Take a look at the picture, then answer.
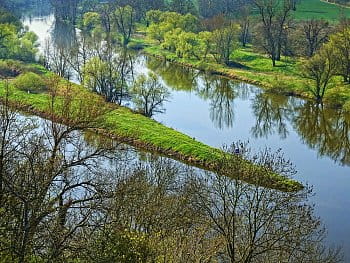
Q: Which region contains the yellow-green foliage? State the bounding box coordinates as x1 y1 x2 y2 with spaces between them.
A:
343 100 350 113
13 72 46 93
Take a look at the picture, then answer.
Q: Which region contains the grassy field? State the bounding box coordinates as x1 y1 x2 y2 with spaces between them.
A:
294 0 350 21
0 62 303 192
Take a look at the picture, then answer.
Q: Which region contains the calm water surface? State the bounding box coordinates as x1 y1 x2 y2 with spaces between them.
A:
23 14 350 258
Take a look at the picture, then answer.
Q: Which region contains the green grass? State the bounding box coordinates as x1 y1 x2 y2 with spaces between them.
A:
0 64 303 192
140 36 350 108
294 0 350 21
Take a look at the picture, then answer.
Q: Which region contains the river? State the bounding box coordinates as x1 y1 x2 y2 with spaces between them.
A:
23 13 350 259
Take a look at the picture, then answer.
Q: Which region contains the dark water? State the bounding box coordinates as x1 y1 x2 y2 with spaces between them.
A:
23 15 350 258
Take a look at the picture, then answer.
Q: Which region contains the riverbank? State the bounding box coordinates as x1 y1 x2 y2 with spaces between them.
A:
133 36 350 112
0 63 303 192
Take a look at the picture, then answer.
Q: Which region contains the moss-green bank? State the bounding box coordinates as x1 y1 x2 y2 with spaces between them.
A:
0 64 303 192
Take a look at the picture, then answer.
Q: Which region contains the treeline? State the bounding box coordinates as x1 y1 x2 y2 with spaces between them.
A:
135 0 350 103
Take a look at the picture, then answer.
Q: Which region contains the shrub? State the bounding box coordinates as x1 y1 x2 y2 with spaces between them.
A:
0 60 24 78
13 72 46 93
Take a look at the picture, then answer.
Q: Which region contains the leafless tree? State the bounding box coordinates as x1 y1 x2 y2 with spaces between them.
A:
253 0 294 66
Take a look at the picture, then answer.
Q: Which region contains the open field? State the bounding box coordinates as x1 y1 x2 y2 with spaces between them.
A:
294 0 350 21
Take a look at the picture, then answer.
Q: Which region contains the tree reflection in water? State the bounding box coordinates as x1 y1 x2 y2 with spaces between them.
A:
145 56 200 92
0 101 342 262
251 92 292 139
293 102 350 166
251 92 350 166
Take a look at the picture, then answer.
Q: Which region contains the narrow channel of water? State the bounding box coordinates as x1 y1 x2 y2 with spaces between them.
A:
23 14 350 258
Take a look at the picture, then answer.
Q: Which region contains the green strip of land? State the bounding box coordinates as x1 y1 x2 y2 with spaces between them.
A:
135 37 350 112
0 63 303 192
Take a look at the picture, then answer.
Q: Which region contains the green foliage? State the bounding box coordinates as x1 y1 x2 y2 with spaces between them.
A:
145 9 163 25
0 9 38 62
0 59 24 77
344 100 350 112
82 11 101 32
146 10 198 43
83 57 118 90
146 10 240 65
175 31 202 59
87 229 156 263
328 27 350 82
13 72 46 93
302 43 338 101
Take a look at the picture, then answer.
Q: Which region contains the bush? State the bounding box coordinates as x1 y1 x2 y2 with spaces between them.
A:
0 60 24 78
13 72 46 93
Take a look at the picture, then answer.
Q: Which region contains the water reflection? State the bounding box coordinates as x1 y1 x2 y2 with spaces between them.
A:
0 105 342 262
145 57 200 91
251 92 292 139
51 18 76 50
145 54 350 165
206 78 236 129
51 0 79 23
294 103 350 166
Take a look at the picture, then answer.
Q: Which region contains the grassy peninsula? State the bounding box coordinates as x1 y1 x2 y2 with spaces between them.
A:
0 61 302 192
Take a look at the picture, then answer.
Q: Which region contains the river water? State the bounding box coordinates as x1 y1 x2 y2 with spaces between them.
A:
23 14 350 258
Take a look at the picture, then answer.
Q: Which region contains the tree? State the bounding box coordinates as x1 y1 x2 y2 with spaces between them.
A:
299 19 331 57
302 44 337 102
113 5 135 46
83 56 122 103
131 73 170 117
146 11 198 43
192 144 343 263
210 23 240 65
0 78 114 261
253 0 294 66
329 28 350 83
238 6 252 47
175 31 202 59
168 0 197 15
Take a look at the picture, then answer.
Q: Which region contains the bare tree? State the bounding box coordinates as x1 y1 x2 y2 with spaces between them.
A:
192 144 343 263
0 78 116 262
131 72 170 117
253 0 294 66
300 19 331 57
